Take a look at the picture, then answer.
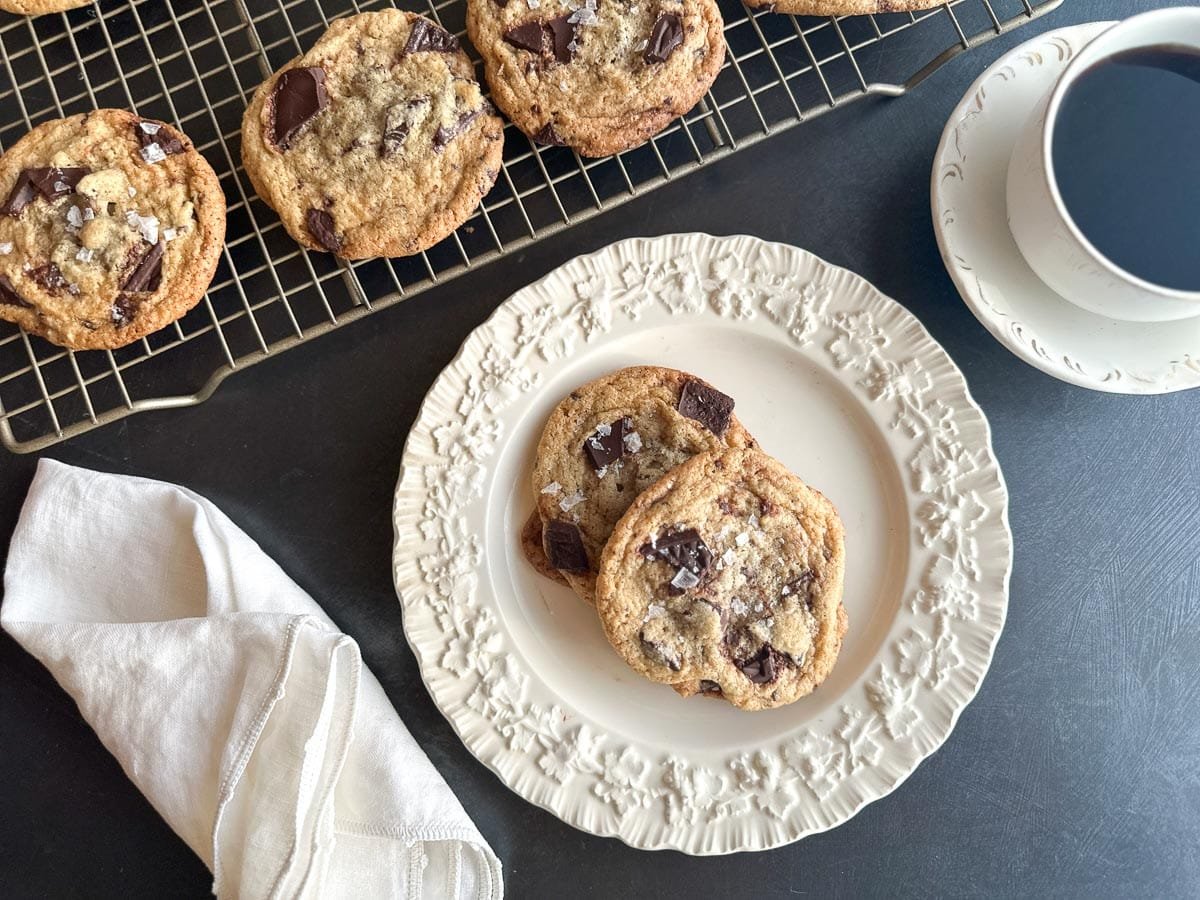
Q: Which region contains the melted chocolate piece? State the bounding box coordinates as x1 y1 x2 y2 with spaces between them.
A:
381 98 432 158
111 294 140 328
640 635 681 671
133 120 184 156
533 121 566 147
737 643 786 684
404 18 460 54
785 570 816 608
120 240 165 293
699 679 722 695
644 12 683 64
30 263 66 293
544 519 589 572
677 379 734 437
0 172 37 217
306 208 342 254
0 274 31 308
546 15 577 64
504 21 546 54
269 67 329 150
640 528 712 576
28 167 88 201
503 17 577 64
2 167 89 216
433 108 483 151
582 416 632 472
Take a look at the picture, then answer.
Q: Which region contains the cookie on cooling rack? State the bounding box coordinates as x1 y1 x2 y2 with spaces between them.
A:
528 366 757 606
0 109 226 350
595 448 846 712
241 10 504 260
742 0 943 14
0 0 89 15
466 0 725 157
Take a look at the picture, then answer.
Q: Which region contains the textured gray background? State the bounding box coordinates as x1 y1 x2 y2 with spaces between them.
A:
2 0 1198 897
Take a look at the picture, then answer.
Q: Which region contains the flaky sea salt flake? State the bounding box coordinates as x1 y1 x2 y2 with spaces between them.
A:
559 490 586 512
670 567 700 590
541 481 562 495
140 142 167 164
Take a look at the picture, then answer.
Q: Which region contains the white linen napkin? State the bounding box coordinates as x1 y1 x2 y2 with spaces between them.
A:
1 459 502 900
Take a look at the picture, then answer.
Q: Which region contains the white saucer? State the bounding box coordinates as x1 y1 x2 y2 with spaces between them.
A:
932 22 1200 395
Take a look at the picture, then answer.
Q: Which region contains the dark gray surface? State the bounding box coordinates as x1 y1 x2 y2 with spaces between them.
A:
2 1 1198 897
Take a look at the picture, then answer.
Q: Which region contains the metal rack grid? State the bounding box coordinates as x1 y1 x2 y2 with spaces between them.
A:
0 0 1062 453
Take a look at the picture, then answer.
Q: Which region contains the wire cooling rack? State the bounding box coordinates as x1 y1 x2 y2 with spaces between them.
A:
0 0 1062 453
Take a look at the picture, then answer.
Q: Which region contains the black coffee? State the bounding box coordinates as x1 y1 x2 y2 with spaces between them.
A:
1052 45 1200 292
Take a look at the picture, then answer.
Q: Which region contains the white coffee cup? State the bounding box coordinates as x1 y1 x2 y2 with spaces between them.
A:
1006 7 1200 323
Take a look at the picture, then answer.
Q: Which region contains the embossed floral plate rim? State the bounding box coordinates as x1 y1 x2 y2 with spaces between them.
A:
393 233 1011 854
932 21 1200 395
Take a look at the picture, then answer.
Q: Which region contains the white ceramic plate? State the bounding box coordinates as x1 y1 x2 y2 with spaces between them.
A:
932 22 1200 395
393 234 1010 854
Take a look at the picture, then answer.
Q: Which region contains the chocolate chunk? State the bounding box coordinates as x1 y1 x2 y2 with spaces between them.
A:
582 416 632 473
2 167 88 216
133 121 184 156
784 570 816 608
0 274 30 308
404 18 460 54
546 15 577 64
644 12 684 64
28 167 88 201
120 240 165 293
30 263 66 293
699 679 722 695
533 121 566 147
504 21 546 54
111 294 140 328
1 172 37 217
504 17 576 64
305 208 342 254
640 528 712 576
677 379 734 437
433 107 484 151
269 67 328 150
737 643 786 684
544 519 589 572
640 635 681 671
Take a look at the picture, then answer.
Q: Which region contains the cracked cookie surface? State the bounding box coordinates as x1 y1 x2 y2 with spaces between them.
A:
467 0 725 156
529 366 756 606
596 448 846 711
0 109 225 350
241 10 504 260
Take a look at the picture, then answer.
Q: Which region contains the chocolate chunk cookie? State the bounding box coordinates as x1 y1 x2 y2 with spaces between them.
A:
528 366 757 605
0 0 88 14
596 448 846 711
743 0 942 14
0 110 226 350
241 10 504 259
466 0 725 156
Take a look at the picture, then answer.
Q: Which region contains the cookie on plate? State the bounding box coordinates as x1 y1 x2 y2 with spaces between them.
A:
743 0 942 14
241 10 504 260
0 110 226 350
530 366 757 605
466 0 726 156
0 0 88 15
596 448 846 711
